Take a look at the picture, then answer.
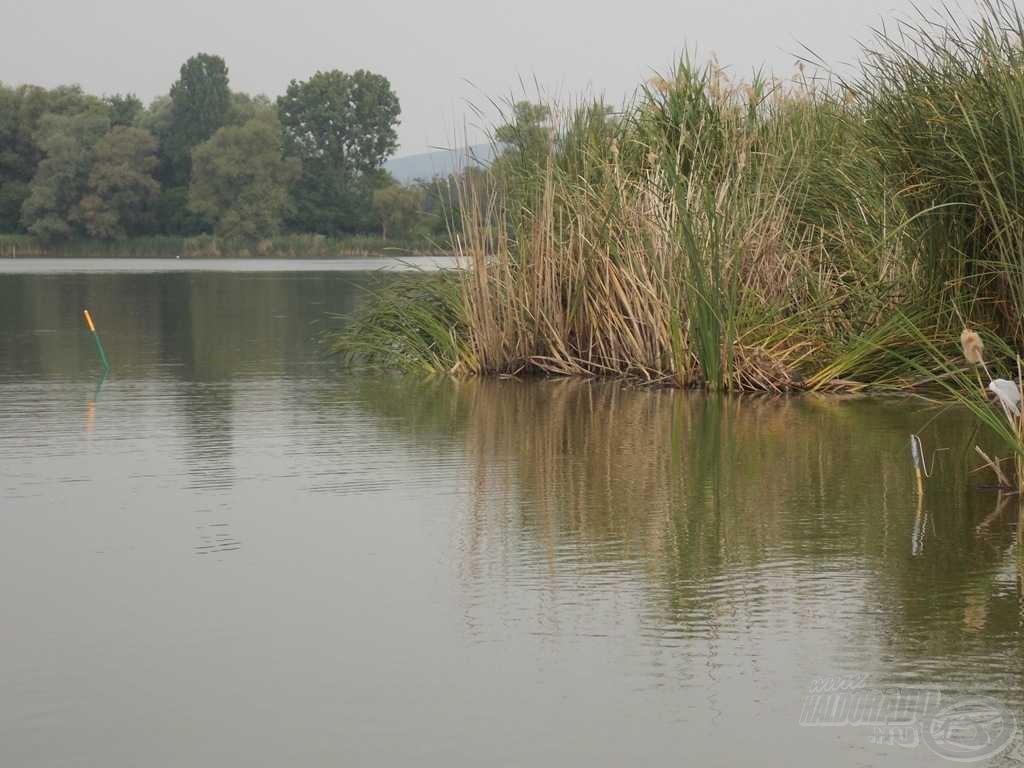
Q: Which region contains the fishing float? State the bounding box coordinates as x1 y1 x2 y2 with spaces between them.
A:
83 309 111 373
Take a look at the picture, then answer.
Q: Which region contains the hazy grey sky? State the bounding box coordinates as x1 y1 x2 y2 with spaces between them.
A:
3 0 957 155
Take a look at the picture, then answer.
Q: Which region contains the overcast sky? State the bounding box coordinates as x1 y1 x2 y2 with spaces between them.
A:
3 0 968 156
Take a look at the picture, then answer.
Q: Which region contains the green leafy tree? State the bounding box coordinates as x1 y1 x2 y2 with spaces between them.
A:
277 69 400 234
77 126 160 239
493 101 552 149
138 95 206 234
0 84 28 231
163 53 231 186
20 109 110 241
373 183 424 240
188 112 299 240
155 186 209 235
418 170 480 240
105 93 143 127
0 180 28 232
225 92 275 127
0 84 102 232
490 101 553 186
138 95 173 138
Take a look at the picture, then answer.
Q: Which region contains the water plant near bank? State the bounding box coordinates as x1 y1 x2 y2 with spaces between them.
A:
897 323 1024 491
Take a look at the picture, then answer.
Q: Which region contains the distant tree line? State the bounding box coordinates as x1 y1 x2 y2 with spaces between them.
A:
0 54 453 244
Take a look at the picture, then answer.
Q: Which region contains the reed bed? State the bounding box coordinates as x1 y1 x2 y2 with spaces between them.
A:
326 1 1024 394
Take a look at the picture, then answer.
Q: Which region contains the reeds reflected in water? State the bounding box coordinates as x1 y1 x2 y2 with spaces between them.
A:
351 376 1024 690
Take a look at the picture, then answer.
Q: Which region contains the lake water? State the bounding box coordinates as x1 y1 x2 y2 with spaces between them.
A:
1 264 1022 766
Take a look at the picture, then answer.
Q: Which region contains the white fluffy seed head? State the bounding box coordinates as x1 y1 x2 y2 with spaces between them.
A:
961 328 985 366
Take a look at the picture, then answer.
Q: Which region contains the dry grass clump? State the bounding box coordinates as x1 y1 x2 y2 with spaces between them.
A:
447 62 867 391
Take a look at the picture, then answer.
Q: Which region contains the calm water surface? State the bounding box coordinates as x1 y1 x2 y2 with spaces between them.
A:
1 264 1022 766
0 255 459 274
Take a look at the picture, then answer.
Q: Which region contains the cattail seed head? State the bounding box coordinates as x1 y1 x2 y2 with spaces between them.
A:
961 328 985 365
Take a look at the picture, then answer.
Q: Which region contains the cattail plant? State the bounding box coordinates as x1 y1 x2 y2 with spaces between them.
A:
955 327 1024 489
906 325 1024 491
961 329 986 368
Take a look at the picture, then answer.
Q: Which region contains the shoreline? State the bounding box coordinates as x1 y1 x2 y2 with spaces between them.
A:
0 255 460 274
0 234 451 260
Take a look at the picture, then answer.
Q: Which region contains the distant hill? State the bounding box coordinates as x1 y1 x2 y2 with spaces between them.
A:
384 144 495 183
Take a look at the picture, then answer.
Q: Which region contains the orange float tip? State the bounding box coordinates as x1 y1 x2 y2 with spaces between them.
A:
83 309 96 333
